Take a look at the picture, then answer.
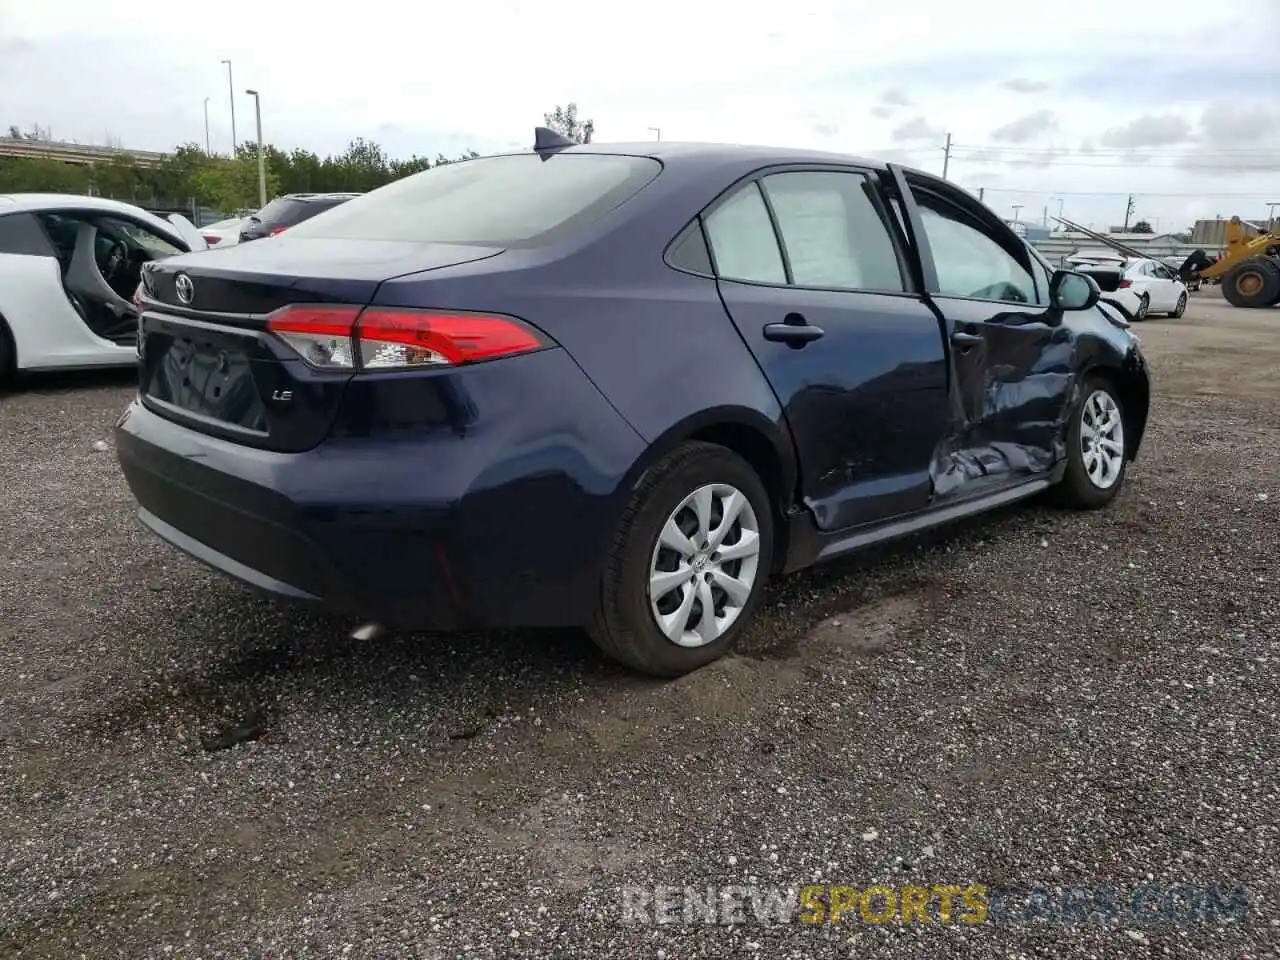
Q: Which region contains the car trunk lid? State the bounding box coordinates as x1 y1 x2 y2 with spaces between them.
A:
1069 261 1125 293
136 238 504 452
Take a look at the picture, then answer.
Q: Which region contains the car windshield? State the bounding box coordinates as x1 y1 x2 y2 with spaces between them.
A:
103 218 182 257
284 152 662 247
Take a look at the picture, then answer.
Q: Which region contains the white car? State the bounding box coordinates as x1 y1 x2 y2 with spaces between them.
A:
0 194 208 380
199 216 247 248
1064 251 1189 321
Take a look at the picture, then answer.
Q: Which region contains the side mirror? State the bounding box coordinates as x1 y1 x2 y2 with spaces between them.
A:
1050 269 1100 311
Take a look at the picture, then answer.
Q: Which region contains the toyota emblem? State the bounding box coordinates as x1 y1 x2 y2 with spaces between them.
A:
174 273 194 305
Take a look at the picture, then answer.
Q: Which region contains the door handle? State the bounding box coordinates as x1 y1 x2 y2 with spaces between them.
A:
763 312 825 349
950 331 983 349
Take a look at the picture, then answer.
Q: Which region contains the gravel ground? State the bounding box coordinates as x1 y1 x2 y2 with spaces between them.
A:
1 292 1277 959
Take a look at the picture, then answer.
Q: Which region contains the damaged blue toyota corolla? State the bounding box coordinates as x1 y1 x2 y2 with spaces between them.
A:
115 129 1150 677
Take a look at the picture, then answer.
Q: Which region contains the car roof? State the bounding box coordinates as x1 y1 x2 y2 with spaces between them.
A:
0 192 177 218
539 140 892 171
0 193 196 244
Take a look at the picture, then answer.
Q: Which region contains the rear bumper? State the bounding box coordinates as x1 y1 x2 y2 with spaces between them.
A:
114 349 647 629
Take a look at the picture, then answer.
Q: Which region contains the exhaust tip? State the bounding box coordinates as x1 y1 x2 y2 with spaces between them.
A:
351 622 385 641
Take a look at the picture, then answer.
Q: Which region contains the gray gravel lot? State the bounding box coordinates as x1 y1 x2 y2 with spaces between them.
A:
1 292 1277 959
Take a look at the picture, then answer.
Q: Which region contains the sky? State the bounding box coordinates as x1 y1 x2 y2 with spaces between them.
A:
1 0 1278 231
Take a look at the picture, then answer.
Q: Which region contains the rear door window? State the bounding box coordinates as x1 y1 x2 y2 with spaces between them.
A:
703 183 787 284
759 171 905 292
285 154 661 247
253 198 309 227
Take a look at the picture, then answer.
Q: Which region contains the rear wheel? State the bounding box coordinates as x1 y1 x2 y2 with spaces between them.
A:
1168 292 1188 318
1054 375 1128 509
1221 257 1280 308
589 441 774 677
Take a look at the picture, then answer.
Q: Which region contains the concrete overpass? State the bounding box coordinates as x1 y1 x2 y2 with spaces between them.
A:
0 137 169 169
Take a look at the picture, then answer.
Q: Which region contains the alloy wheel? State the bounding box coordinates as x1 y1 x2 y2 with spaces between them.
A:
1135 295 1149 320
648 483 762 648
1080 390 1126 490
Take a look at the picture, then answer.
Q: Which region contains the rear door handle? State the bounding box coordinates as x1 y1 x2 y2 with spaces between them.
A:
763 312 825 349
951 331 983 349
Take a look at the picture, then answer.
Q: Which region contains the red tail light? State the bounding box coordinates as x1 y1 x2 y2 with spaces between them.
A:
1117 278 1132 288
268 225 288 237
266 305 549 371
202 234 221 245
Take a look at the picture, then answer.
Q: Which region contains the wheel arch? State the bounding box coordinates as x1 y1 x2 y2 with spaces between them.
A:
618 406 800 572
1085 348 1150 462
0 309 16 377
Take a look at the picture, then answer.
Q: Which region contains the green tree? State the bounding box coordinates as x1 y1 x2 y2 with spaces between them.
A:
0 156 91 193
1130 220 1154 234
0 133 481 210
91 156 142 200
390 155 433 178
432 149 479 167
543 103 593 143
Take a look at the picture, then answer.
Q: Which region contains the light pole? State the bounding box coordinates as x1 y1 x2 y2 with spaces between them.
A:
1049 196 1064 222
245 88 267 208
203 97 211 154
1268 201 1279 230
220 59 237 152
648 127 661 141
1011 203 1023 223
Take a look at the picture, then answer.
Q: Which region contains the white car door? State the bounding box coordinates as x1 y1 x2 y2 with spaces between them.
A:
166 214 209 253
0 231 135 370
1150 262 1183 310
1125 261 1159 308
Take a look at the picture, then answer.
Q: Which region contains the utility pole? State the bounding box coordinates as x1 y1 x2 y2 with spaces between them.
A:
203 97 211 153
978 187 985 202
1122 193 1135 231
246 88 267 208
221 59 237 152
941 132 952 180
1042 205 1048 227
648 127 661 142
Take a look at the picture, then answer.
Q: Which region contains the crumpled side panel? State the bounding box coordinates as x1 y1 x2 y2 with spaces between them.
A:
930 367 1078 500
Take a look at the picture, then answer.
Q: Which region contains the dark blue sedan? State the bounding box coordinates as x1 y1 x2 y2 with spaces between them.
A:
115 130 1150 676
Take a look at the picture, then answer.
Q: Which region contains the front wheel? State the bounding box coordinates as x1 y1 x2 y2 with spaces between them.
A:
1053 376 1128 509
589 441 774 677
1132 294 1150 321
1169 292 1187 318
0 315 14 387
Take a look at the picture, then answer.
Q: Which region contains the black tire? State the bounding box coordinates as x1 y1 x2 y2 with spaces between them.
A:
589 441 774 677
1168 292 1188 318
1221 257 1280 308
1053 374 1128 509
1132 293 1150 321
0 314 15 387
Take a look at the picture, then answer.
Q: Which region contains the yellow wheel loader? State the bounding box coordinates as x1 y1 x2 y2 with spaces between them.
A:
1177 217 1280 309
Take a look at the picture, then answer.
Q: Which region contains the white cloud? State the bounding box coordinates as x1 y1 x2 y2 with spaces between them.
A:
0 0 1277 227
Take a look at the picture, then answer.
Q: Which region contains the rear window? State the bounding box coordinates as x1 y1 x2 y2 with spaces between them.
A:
253 198 310 226
285 153 662 247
